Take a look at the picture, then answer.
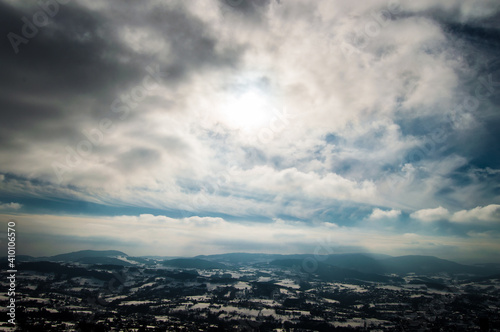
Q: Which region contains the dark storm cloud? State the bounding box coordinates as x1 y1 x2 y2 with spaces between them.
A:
0 0 244 145
0 0 245 189
0 1 146 146
220 0 275 20
148 3 243 75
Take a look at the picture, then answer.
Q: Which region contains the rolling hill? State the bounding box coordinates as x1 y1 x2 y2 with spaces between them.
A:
162 258 228 270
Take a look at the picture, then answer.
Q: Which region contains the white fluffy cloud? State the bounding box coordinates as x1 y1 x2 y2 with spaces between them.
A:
410 206 450 222
368 208 402 220
410 205 500 224
451 204 500 224
0 0 496 217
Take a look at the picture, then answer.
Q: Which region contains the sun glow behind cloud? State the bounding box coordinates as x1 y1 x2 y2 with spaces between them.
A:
221 89 273 132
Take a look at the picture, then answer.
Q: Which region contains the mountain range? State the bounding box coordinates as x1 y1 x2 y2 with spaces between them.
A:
8 250 500 280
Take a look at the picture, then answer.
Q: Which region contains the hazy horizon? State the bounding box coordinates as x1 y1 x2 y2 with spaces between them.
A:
10 243 500 265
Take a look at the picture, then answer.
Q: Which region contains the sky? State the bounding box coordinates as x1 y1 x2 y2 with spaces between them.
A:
0 0 500 263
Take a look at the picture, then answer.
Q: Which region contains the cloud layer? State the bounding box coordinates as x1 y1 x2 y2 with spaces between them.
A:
0 0 499 260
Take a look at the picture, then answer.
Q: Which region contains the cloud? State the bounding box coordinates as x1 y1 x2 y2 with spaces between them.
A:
368 208 402 220
451 204 500 223
0 202 22 210
410 206 450 222
0 0 499 262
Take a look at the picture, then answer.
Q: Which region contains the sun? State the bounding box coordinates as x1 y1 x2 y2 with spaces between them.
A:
221 89 273 131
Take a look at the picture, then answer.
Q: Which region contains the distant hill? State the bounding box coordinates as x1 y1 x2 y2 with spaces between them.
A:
50 250 128 262
16 255 40 262
195 253 284 265
127 256 156 265
271 259 400 283
163 258 228 270
322 253 387 274
473 263 500 273
9 250 497 276
271 254 494 276
194 252 393 269
12 261 114 281
378 255 491 275
1 250 130 265
408 279 449 290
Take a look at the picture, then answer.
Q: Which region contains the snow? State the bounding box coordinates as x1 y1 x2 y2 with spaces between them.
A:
330 283 368 293
333 318 390 328
187 295 210 301
234 281 251 290
105 295 128 301
323 298 340 304
257 276 272 282
275 279 300 289
24 297 49 303
191 302 211 310
119 300 156 306
139 282 155 288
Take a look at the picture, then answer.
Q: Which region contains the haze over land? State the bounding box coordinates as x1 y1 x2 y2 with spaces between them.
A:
0 0 500 263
